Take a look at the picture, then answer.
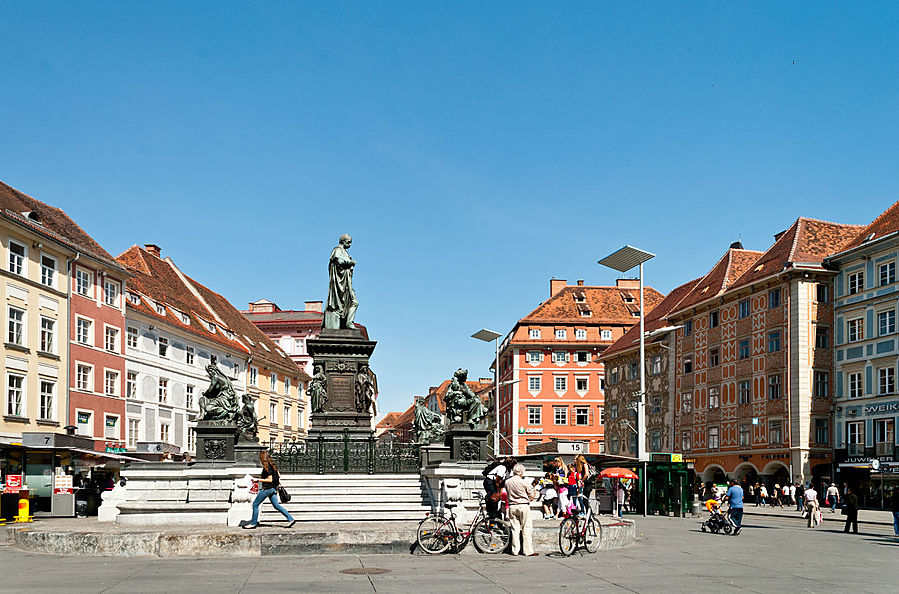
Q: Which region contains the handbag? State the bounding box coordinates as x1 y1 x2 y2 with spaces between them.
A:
277 485 291 503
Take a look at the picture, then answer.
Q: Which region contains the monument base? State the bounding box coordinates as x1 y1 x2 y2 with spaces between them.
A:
194 422 237 464
308 412 373 438
445 424 490 462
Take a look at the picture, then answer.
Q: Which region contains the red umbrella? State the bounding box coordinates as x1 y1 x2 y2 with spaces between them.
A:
599 467 639 480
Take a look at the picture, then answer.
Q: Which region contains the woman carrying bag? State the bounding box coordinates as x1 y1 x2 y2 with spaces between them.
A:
243 450 296 529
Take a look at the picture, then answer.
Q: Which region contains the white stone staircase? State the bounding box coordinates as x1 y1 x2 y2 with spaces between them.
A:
259 474 431 523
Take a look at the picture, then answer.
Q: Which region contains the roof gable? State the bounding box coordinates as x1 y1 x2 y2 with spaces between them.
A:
834 201 899 253
675 248 763 312
521 285 665 325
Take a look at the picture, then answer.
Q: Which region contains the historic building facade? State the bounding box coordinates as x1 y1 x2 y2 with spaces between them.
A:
600 278 701 458
670 220 862 486
826 201 899 505
496 278 664 456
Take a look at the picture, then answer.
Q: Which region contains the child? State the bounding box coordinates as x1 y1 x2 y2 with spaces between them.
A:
567 464 581 516
535 473 558 519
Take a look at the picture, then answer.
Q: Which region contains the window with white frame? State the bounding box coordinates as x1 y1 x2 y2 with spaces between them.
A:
529 328 541 339
126 371 137 398
709 347 720 366
40 317 55 353
552 351 569 364
554 406 568 425
105 415 119 440
285 377 291 396
104 280 119 306
527 351 541 363
739 424 750 446
104 370 119 396
294 338 305 354
848 372 863 399
708 387 720 409
575 329 587 340
40 254 56 287
75 268 91 296
878 310 896 336
600 329 612 340
186 385 195 409
555 329 567 340
250 366 258 386
76 410 92 436
879 367 895 395
528 376 541 391
708 426 719 449
554 376 567 391
155 302 166 315
187 427 196 452
597 405 604 425
575 376 588 391
283 404 291 428
575 351 589 363
128 418 140 449
683 356 693 374
181 347 193 367
7 374 24 416
76 317 91 345
105 326 119 352
39 380 54 420
848 271 864 295
768 331 781 352
158 336 168 357
8 241 25 275
739 300 750 318
738 380 751 404
846 421 864 454
158 378 168 404
768 374 782 399
269 402 277 425
769 420 783 444
682 431 692 451
609 404 618 420
682 393 693 412
270 373 277 392
880 262 896 286
575 406 589 426
814 371 829 398
76 364 92 391
847 318 863 342
651 354 662 374
160 423 170 443
127 326 138 348
8 306 25 345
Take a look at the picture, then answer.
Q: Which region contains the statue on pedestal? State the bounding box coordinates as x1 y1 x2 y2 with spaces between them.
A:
324 233 359 330
236 394 259 440
413 399 445 444
355 364 377 416
443 368 490 429
199 355 240 424
307 365 328 413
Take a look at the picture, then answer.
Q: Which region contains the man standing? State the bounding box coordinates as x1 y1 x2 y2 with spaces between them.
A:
325 234 359 330
890 487 899 537
804 484 819 528
724 479 744 536
843 487 859 534
826 483 841 513
795 482 805 512
504 463 538 556
789 483 796 508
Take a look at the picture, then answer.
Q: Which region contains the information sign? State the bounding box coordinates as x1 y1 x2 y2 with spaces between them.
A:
53 474 73 495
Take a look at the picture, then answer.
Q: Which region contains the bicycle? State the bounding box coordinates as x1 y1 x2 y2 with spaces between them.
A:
558 494 602 555
417 491 512 554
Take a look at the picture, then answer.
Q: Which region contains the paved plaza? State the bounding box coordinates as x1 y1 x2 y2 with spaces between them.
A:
1 512 895 593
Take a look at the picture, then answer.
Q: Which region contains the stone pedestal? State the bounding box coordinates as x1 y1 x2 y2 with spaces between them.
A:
194 422 237 464
235 438 266 466
420 443 451 467
307 328 377 438
444 424 490 463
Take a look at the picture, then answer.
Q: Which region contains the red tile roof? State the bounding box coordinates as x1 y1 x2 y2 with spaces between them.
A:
673 248 764 312
0 180 123 270
600 277 703 360
836 200 899 253
117 246 309 380
521 284 665 326
375 412 403 429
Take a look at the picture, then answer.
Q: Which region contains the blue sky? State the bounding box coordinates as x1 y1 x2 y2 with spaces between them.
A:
2 2 898 414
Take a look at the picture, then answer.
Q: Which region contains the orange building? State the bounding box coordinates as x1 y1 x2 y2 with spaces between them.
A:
670 220 861 486
497 278 664 456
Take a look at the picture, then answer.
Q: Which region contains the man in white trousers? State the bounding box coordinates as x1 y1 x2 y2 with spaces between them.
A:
504 463 538 556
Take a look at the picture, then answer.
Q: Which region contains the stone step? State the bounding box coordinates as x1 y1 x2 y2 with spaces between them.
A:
277 485 425 494
259 510 429 522
279 493 428 503
264 502 430 512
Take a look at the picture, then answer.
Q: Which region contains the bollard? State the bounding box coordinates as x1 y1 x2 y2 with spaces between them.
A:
16 496 32 523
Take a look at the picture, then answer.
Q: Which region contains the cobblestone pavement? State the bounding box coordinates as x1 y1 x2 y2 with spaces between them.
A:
0 513 895 593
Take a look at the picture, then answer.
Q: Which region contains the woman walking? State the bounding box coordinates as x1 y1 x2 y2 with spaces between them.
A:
243 450 295 529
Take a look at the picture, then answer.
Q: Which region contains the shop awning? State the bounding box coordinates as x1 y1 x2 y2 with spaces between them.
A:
67 448 147 463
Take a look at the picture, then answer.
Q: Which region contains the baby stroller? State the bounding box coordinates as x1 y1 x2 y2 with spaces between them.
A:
700 500 736 534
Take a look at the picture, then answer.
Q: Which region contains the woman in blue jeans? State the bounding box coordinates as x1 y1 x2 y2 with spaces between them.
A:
243 450 295 529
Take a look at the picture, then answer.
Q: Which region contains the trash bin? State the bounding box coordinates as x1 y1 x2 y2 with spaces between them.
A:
75 499 88 518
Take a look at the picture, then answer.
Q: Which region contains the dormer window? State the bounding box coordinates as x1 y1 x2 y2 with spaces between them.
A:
127 292 141 305
555 329 567 340
181 314 190 324
155 303 166 316
261 343 271 352
529 329 541 339
622 294 635 303
573 291 586 303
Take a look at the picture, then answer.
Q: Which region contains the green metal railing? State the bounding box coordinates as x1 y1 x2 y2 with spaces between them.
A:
271 430 420 474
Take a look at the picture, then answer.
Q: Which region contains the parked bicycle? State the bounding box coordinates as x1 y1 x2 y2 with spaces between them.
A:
417 491 512 554
558 494 602 555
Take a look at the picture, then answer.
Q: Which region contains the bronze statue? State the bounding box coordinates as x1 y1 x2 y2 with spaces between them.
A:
443 368 489 429
236 394 259 440
355 364 377 415
199 355 240 423
413 398 445 444
307 365 328 413
324 233 358 330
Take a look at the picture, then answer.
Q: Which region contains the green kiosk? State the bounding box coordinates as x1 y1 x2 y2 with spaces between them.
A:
615 453 694 516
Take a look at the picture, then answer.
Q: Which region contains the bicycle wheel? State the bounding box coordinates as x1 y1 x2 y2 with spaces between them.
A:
472 518 511 554
417 516 453 554
559 517 578 556
584 517 602 553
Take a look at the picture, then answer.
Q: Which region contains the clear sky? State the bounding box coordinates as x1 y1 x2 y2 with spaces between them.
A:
2 2 898 415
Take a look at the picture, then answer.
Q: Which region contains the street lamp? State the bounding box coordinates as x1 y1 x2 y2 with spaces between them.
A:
472 328 503 456
599 245 655 517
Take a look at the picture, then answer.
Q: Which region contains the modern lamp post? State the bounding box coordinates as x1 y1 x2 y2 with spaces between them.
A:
599 245 655 517
472 328 503 456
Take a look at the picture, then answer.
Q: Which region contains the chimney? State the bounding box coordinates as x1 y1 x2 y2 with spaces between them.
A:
144 244 161 258
616 278 640 290
550 278 568 297
730 241 744 250
773 230 788 242
248 300 278 314
305 301 323 313
576 279 584 286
